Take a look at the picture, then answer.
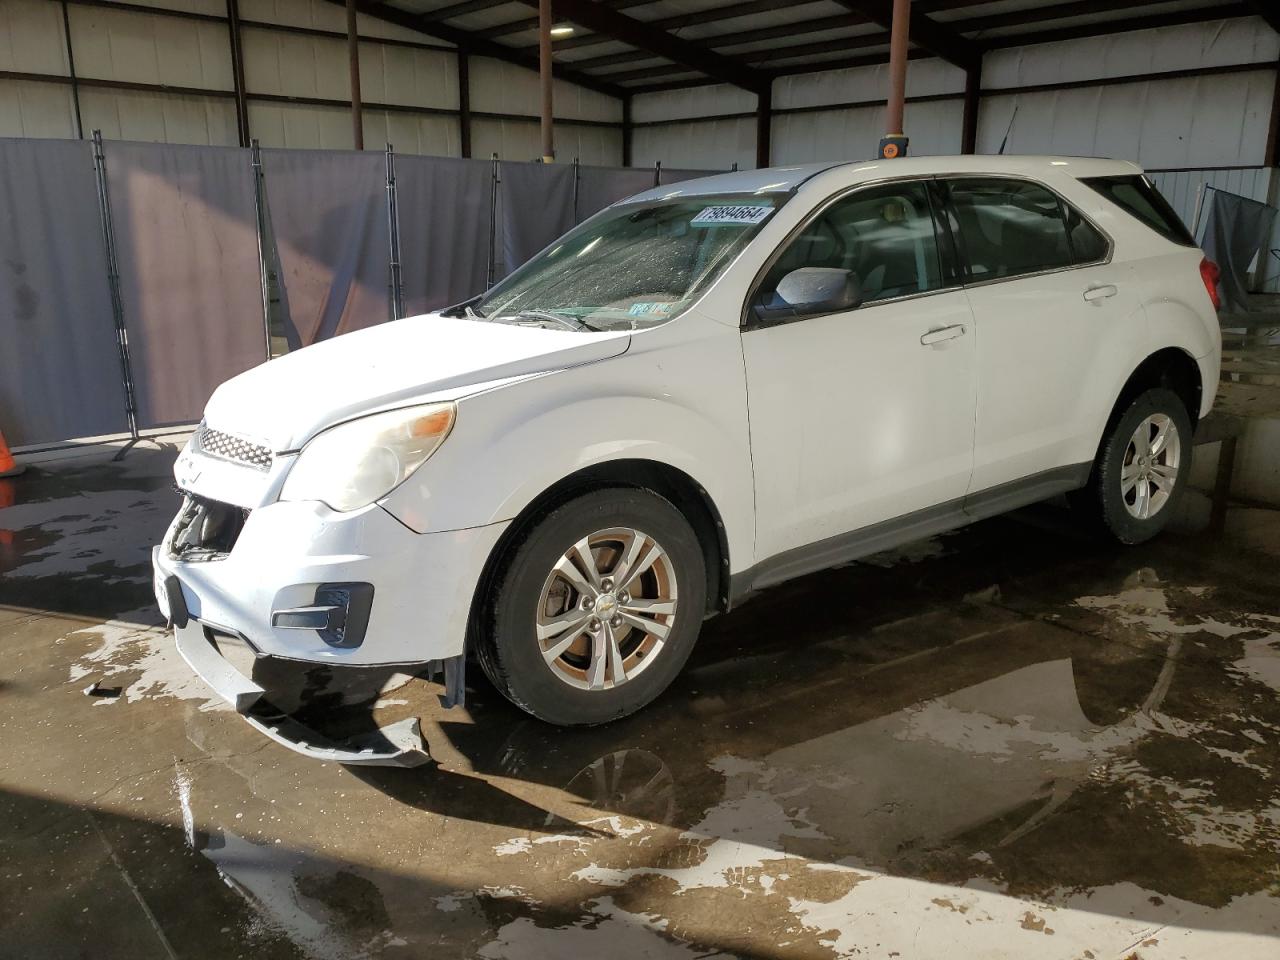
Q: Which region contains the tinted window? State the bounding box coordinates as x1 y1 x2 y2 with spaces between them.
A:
759 181 944 309
1065 204 1109 264
946 178 1075 280
1082 174 1197 247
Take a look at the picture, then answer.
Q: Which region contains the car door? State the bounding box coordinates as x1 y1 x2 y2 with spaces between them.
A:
741 179 978 567
938 176 1145 496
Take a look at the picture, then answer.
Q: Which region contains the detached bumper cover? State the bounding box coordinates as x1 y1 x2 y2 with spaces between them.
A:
171 615 430 768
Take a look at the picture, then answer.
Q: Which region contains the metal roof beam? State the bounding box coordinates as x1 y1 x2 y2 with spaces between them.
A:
1246 0 1280 32
953 0 1204 33
318 0 627 98
831 0 981 69
512 0 768 91
477 0 654 38
981 2 1252 48
418 0 513 21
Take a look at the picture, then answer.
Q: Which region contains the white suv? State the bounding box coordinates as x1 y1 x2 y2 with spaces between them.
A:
153 155 1221 762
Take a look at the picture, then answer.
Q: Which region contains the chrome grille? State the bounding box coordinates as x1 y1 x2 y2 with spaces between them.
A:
195 424 272 471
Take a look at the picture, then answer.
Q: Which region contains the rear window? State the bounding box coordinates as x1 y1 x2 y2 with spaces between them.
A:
1082 175 1197 247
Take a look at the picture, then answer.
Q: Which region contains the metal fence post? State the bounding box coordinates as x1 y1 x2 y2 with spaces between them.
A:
486 153 500 288
90 130 140 458
250 139 273 360
385 143 404 320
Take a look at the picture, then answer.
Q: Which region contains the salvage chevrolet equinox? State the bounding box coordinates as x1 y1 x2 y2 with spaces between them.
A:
154 156 1222 764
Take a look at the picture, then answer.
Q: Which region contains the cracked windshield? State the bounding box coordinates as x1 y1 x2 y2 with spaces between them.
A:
467 194 785 331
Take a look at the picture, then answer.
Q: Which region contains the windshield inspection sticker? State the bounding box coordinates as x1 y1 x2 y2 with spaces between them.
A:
628 301 674 316
691 205 772 226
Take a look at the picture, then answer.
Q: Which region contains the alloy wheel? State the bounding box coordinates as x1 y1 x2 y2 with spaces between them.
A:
535 526 678 691
1121 413 1181 520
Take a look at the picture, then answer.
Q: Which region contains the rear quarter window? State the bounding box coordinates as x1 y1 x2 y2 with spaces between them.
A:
1081 175 1197 247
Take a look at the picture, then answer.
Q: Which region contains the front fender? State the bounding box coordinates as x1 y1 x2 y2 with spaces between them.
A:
378 326 755 574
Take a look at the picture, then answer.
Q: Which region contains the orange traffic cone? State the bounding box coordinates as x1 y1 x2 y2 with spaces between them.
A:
0 427 24 478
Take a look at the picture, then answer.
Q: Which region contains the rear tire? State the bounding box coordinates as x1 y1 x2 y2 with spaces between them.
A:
1074 387 1192 545
477 488 707 726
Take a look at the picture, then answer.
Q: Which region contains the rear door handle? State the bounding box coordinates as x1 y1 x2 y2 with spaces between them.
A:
1083 284 1118 303
920 324 966 346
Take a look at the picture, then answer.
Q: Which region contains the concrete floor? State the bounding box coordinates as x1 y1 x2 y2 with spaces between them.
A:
2 415 1279 959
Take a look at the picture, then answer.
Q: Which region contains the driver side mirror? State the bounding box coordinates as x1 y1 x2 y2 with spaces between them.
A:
755 267 862 325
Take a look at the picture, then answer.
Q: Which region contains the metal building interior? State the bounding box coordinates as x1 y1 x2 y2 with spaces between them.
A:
2 0 1280 958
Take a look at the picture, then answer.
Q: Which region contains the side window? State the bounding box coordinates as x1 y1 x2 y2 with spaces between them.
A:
946 178 1077 280
1064 204 1109 264
758 181 944 311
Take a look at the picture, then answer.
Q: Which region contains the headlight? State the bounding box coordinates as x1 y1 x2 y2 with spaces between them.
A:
280 403 455 512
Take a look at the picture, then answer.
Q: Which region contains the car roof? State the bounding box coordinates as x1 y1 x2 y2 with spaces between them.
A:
625 163 844 204
623 155 1143 204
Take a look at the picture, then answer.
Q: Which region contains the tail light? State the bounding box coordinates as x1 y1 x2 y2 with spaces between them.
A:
1199 257 1221 311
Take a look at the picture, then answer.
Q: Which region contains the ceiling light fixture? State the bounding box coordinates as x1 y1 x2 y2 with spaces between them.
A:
549 23 574 38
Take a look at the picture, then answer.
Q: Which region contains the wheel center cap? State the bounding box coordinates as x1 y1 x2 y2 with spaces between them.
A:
595 593 618 619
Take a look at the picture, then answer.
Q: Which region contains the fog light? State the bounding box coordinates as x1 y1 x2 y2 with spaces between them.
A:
272 582 374 648
315 583 374 648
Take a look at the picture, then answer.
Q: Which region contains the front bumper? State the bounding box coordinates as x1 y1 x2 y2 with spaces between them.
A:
171 617 431 767
154 498 507 665
153 496 508 764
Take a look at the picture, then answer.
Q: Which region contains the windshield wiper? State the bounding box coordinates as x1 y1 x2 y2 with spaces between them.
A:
510 309 605 333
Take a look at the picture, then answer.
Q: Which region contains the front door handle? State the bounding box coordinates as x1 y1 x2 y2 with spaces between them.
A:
920 324 966 346
1083 284 1118 303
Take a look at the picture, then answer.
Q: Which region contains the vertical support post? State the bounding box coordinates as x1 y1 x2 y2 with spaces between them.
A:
881 0 911 158
90 130 139 446
486 153 499 288
385 143 404 320
1191 183 1211 244
961 60 981 155
654 160 661 187
250 139 273 361
1266 63 1280 168
225 0 250 147
346 0 363 151
60 0 83 139
538 0 554 163
621 94 632 167
572 156 580 222
755 81 772 169
457 50 472 159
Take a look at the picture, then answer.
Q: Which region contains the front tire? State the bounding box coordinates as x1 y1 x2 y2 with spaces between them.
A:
1076 387 1192 544
477 488 707 726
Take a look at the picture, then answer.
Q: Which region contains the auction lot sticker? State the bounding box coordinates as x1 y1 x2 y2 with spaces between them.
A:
691 205 772 226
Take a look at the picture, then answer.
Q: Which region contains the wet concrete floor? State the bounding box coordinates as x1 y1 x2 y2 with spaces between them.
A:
1 431 1279 959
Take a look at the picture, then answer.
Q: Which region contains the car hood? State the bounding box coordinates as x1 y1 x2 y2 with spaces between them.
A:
202 314 631 451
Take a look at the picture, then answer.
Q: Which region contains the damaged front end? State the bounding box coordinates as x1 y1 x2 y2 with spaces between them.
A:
169 494 249 562
159 574 435 767
154 491 461 769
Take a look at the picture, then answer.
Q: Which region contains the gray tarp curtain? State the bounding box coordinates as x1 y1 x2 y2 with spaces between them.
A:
0 134 726 447
261 149 391 346
105 141 266 428
497 161 577 280
0 139 127 446
396 155 493 316
575 165 658 223
1200 187 1278 314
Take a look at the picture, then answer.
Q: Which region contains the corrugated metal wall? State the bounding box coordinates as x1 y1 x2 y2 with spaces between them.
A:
0 0 623 162
631 16 1279 172
3 5 1278 180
